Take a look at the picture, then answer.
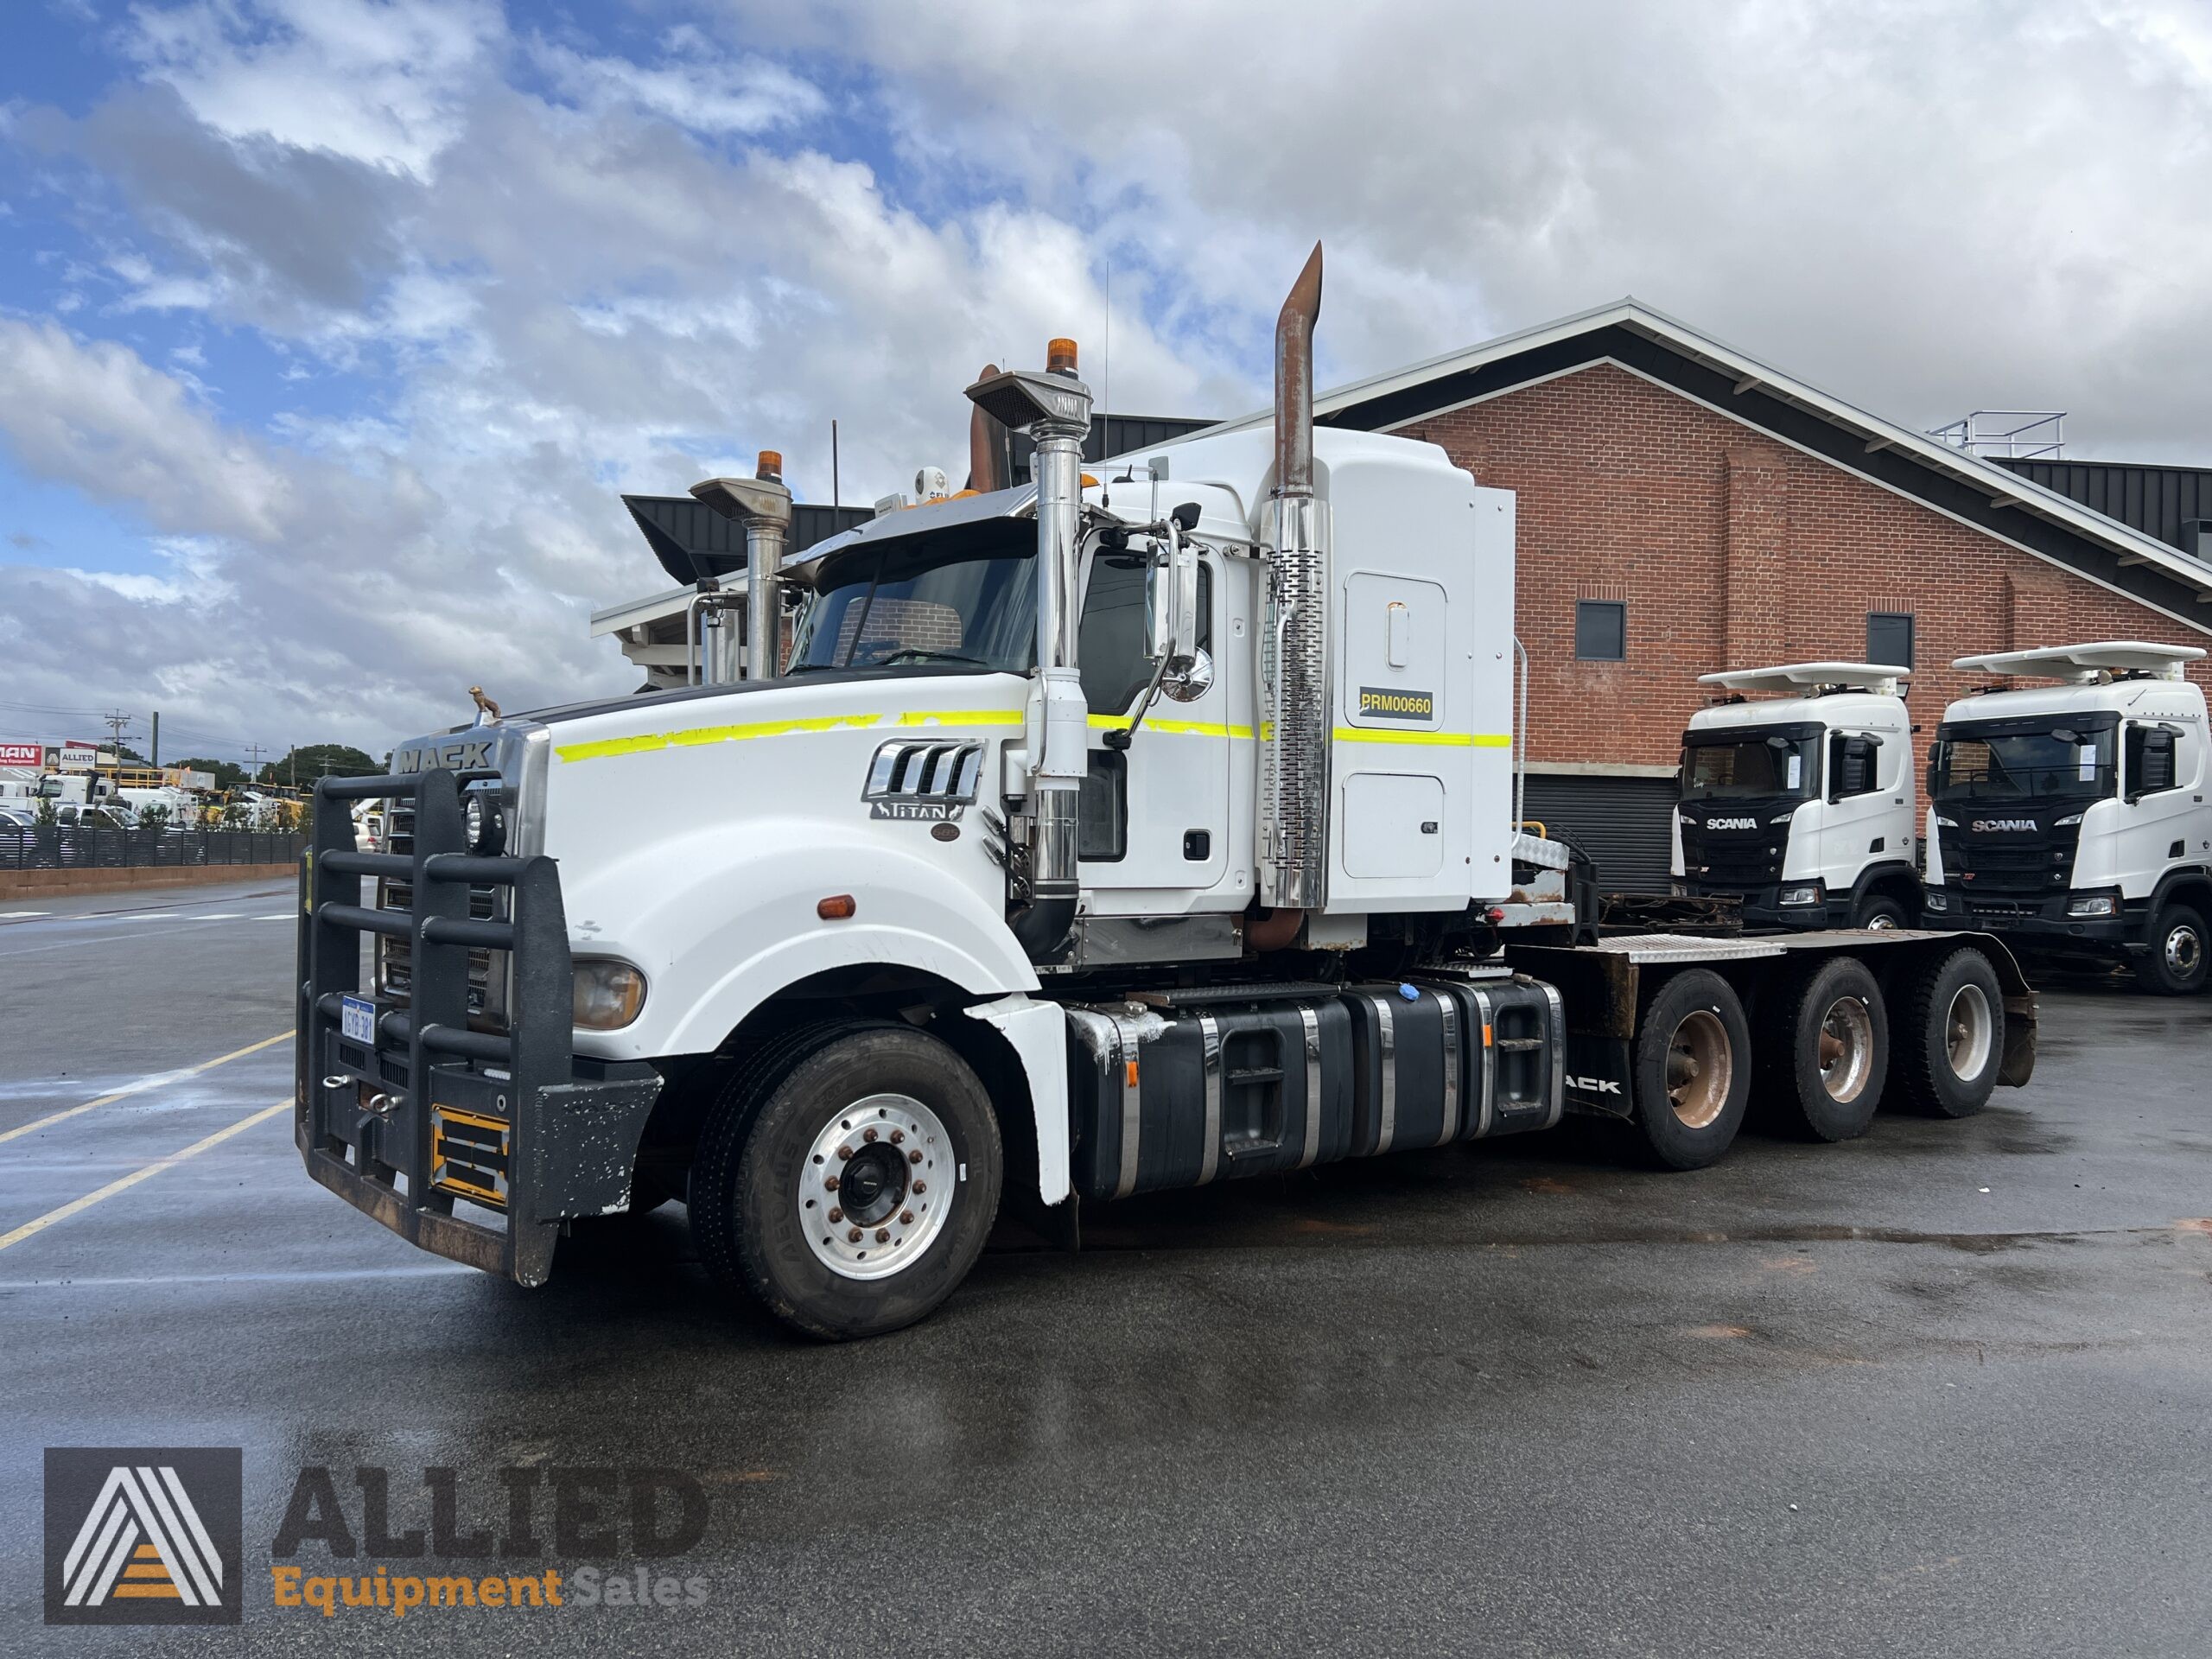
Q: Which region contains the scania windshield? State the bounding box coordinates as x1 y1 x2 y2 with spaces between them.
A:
1930 715 2118 804
788 525 1035 675
1681 728 1819 800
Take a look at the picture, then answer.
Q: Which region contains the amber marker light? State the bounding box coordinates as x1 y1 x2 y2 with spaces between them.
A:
817 895 857 920
1046 337 1079 374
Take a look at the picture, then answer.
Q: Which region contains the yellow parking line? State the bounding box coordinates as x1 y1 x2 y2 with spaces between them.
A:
0 1098 291 1254
0 1031 290 1145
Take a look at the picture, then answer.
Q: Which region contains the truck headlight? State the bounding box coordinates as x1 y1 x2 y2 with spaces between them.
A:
2054 811 2084 828
1769 809 1796 824
574 958 646 1029
1778 884 1823 906
463 792 505 856
1934 816 1959 830
1923 890 1952 913
2064 892 2118 918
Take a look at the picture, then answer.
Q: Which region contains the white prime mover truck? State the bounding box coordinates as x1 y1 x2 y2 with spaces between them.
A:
296 248 2037 1338
1923 641 2211 995
1673 663 1921 931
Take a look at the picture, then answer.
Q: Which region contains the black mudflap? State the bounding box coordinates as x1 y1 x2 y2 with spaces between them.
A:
1065 1001 1354 1201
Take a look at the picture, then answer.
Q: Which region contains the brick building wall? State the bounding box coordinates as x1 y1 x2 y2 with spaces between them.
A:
1404 363 2212 770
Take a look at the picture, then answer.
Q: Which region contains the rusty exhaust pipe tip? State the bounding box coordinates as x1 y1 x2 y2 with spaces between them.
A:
1273 240 1324 499
966 362 1010 493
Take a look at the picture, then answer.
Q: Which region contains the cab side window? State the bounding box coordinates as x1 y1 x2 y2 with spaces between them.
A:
1077 552 1214 715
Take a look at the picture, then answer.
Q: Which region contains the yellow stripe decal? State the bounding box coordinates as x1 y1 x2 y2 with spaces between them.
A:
556 708 1022 763
1331 728 1513 748
1085 715 1255 740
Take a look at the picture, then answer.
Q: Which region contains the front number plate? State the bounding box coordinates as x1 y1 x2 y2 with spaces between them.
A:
340 995 377 1045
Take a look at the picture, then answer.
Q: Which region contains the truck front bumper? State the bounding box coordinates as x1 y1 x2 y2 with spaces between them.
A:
1684 881 1837 932
1920 888 2138 953
296 768 660 1286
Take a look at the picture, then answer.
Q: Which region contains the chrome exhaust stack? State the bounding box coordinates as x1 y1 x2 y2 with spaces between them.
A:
966 340 1093 957
1257 242 1330 933
690 449 794 682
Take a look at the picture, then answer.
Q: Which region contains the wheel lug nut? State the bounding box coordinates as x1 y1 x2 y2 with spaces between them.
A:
824 1175 840 1191
828 1208 842 1223
907 1149 923 1165
848 1228 863 1243
912 1180 926 1194
874 1228 891 1243
863 1127 879 1142
837 1145 855 1160
899 1210 914 1224
890 1128 904 1144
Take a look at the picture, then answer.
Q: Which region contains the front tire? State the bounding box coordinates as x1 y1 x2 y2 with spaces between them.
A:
2140 904 2209 995
1893 945 2005 1117
1853 893 1910 931
1761 957 1888 1141
692 1026 1001 1341
1630 968 1752 1169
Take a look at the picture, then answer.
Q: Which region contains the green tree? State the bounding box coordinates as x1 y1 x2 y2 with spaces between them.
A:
258 744 379 787
172 756 247 790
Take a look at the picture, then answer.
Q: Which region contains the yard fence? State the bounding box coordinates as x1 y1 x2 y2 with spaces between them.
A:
0 827 303 872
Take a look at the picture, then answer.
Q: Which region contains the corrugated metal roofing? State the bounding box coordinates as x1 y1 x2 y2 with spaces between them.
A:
1990 457 2212 556
1006 413 1217 482
621 495 873 585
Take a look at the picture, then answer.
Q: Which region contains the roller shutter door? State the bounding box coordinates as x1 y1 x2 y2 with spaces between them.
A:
1522 773 1678 893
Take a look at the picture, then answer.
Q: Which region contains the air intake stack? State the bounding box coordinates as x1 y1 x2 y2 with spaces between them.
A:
966 340 1095 957
690 450 794 682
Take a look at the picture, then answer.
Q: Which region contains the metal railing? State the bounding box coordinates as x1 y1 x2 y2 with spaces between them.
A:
1927 410 2065 461
0 827 302 872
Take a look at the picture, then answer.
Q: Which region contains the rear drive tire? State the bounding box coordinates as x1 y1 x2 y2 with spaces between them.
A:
1630 969 1752 1170
1853 893 1910 931
2140 904 2209 996
694 1026 1001 1341
1760 957 1888 1142
1893 945 2005 1117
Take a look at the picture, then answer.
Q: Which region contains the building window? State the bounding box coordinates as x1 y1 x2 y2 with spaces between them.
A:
1867 611 1915 668
1574 600 1626 661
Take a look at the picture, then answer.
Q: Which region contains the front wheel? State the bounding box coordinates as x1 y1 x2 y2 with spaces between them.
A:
692 1026 1002 1341
2140 904 2209 996
1853 893 1910 931
1630 968 1752 1169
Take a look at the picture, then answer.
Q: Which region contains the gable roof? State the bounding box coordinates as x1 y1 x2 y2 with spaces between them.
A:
1169 299 2212 636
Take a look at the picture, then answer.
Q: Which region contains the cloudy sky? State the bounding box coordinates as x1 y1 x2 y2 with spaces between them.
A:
3 0 2209 765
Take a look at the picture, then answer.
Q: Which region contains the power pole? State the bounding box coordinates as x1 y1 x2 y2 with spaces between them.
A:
101 709 132 775
150 711 160 768
244 742 267 785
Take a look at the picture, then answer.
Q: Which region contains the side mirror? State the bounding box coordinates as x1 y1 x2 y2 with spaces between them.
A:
1143 524 1199 671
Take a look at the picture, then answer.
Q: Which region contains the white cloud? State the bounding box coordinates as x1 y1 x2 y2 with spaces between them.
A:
124 0 500 178
527 34 823 137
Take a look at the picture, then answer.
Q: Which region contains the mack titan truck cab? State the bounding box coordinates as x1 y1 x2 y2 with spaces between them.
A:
296 248 2037 1339
1922 641 2211 995
1673 664 1918 930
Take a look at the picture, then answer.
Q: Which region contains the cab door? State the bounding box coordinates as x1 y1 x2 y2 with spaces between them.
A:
1820 728 1905 887
1074 546 1230 911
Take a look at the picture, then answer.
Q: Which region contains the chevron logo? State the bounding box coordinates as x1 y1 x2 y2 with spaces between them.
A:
44 1448 241 1625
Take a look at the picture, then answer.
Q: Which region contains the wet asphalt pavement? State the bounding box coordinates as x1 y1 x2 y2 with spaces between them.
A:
2 877 2209 1656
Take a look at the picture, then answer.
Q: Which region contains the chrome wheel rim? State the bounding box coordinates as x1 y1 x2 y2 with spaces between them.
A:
1945 983 1993 1079
1865 911 1900 931
2166 925 2203 978
1666 1009 1733 1130
1816 995 1875 1103
798 1093 952 1281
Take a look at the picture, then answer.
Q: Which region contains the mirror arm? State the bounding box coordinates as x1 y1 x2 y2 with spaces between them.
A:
1108 520 1185 752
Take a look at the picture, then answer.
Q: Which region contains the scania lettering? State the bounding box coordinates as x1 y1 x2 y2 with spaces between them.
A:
1922 641 2211 995
1672 663 1921 930
296 248 2038 1339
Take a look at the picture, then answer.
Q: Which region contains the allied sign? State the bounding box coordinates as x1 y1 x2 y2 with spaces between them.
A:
0 741 41 768
44 1446 243 1625
59 741 99 770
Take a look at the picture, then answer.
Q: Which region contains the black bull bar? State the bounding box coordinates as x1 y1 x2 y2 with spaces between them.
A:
295 767 658 1286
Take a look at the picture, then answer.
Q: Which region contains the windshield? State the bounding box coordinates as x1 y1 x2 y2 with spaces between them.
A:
1681 734 1817 800
1933 722 2117 804
789 534 1035 674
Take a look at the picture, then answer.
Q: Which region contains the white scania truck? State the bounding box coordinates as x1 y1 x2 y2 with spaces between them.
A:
1673 663 1921 931
1923 642 2210 995
296 249 2037 1338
